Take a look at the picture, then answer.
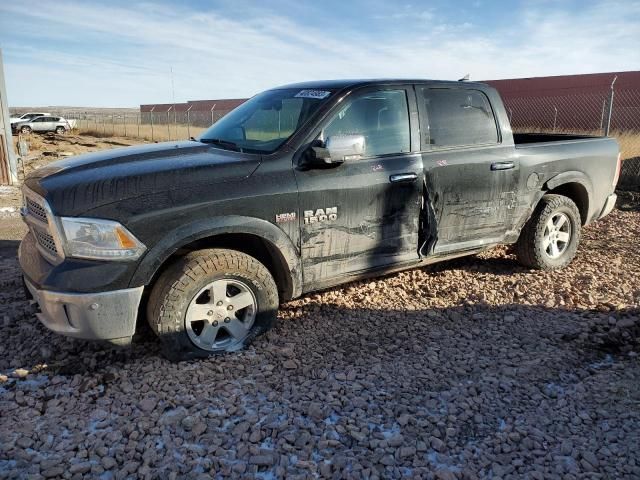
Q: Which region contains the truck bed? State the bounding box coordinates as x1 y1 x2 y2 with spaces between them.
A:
513 133 619 225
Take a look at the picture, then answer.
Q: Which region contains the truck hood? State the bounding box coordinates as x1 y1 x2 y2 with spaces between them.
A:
25 140 261 216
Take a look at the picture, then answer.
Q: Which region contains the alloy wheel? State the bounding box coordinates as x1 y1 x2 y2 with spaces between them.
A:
543 212 571 259
185 278 257 351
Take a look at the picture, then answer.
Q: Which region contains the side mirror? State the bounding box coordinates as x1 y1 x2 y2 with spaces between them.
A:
310 134 365 166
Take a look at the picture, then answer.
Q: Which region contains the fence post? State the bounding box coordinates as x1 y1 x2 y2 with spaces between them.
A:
124 114 127 137
166 107 171 141
605 75 617 136
552 105 558 132
187 105 193 139
210 104 216 126
137 113 140 138
150 107 155 142
102 113 106 135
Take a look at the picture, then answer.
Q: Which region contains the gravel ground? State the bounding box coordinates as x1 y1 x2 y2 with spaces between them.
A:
1 179 639 478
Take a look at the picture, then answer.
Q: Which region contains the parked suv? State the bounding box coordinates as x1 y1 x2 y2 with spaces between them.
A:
14 116 71 135
10 112 51 126
19 79 620 360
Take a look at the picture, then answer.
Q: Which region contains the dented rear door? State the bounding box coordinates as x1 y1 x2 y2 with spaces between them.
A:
417 86 520 254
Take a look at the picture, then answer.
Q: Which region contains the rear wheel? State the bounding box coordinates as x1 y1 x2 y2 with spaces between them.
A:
55 126 66 134
20 126 31 134
515 194 581 270
147 249 278 360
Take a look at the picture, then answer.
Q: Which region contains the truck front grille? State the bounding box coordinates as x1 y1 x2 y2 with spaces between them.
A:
33 228 59 256
22 187 64 264
25 196 48 223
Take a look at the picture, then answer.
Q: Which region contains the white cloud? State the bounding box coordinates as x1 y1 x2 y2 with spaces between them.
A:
0 0 638 106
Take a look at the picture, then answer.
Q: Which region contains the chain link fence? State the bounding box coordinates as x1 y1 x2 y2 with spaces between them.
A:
55 109 233 143
20 85 640 187
503 87 640 188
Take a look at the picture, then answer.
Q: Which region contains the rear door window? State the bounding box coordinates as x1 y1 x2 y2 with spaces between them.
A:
420 88 498 148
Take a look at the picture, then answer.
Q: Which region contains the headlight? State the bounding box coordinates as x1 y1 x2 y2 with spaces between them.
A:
60 217 146 260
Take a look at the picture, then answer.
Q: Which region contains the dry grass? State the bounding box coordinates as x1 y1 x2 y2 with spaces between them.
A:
77 123 290 143
77 123 206 142
75 122 640 162
613 130 640 161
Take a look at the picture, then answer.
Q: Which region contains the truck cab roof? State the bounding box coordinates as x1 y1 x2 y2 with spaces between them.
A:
275 78 490 91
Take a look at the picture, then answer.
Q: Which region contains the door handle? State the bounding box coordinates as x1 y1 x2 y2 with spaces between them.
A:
389 173 418 183
491 161 515 171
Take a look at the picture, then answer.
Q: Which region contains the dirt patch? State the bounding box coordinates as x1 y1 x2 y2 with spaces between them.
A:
12 131 145 181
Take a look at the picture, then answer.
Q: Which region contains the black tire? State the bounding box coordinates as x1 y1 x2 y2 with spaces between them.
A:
55 126 65 134
515 194 581 270
147 249 278 361
20 126 31 134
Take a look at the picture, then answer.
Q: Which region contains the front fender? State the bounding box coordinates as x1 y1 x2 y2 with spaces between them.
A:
129 215 302 299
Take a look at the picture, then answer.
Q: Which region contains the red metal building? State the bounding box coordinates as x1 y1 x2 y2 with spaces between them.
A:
485 71 640 132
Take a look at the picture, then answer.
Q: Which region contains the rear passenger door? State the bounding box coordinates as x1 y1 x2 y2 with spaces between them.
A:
418 87 519 254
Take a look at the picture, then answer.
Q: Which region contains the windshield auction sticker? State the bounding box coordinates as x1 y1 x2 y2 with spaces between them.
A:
294 90 331 99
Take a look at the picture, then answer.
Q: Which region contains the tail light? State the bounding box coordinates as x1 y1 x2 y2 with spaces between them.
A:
613 152 621 188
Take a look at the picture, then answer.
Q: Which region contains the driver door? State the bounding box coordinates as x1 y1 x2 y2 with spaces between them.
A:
294 86 424 286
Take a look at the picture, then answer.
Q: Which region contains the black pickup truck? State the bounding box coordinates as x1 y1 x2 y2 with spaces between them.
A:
19 79 621 359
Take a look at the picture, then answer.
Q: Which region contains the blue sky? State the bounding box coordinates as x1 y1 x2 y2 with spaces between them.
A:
0 0 638 107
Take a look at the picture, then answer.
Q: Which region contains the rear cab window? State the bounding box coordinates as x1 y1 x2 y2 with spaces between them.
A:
419 87 499 149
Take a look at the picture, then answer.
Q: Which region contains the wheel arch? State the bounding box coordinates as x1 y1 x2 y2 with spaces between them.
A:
130 216 302 302
543 172 593 225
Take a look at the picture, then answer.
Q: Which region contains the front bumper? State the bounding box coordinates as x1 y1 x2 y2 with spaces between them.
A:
24 278 143 343
598 193 617 219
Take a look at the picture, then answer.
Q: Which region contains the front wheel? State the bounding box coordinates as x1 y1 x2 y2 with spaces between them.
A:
20 126 32 134
515 194 582 270
147 249 278 360
55 126 66 134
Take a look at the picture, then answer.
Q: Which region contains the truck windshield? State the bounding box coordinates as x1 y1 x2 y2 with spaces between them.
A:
198 88 334 154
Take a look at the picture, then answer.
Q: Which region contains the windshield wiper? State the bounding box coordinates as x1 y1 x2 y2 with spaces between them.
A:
199 138 242 152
